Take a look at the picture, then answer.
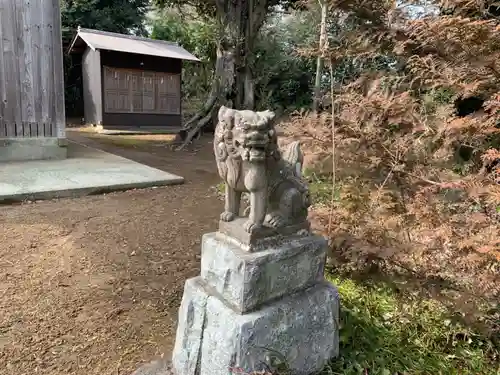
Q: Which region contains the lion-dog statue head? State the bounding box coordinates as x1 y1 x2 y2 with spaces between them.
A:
214 106 278 189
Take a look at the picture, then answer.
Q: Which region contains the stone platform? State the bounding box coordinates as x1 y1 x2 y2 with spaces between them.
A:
171 231 339 375
0 137 67 162
0 141 184 203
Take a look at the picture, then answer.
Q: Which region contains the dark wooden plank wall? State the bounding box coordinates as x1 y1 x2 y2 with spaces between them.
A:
0 0 66 138
99 50 183 128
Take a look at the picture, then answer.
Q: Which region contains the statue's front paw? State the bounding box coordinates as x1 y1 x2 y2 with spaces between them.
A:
220 211 236 222
243 220 261 233
266 213 286 228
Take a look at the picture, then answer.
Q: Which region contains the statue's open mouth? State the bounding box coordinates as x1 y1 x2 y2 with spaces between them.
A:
242 130 269 162
248 146 266 162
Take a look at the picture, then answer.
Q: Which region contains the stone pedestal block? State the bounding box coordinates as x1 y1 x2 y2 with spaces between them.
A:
201 232 327 313
170 232 340 375
172 277 339 375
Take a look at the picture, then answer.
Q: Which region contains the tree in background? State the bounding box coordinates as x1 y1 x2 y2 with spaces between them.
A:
148 5 218 117
60 0 149 38
149 4 318 120
252 10 317 111
312 0 328 113
153 0 302 146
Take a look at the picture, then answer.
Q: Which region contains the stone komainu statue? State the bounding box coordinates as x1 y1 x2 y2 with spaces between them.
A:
214 106 311 233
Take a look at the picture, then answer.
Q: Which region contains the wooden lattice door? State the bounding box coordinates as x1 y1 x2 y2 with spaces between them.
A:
103 66 181 115
129 71 143 113
156 73 181 114
103 67 130 112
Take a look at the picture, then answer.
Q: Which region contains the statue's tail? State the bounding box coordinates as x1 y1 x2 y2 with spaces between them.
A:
282 141 304 177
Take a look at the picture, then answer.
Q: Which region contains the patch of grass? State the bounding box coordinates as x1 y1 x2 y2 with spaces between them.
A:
94 137 148 148
82 134 176 148
323 276 499 375
66 126 96 133
216 178 339 207
305 173 340 206
309 180 334 205
216 182 225 194
422 87 456 114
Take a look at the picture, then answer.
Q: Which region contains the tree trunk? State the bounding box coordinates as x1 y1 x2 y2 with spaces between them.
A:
178 0 267 149
312 0 328 113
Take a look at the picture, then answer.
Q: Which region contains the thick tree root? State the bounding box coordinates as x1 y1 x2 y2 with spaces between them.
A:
177 112 214 150
176 92 219 150
176 106 216 150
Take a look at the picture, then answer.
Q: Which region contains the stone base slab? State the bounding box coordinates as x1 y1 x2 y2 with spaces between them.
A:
172 277 339 375
218 217 311 252
0 137 67 162
201 232 327 313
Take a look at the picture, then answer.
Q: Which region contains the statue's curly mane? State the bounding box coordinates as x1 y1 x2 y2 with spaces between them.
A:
214 112 242 188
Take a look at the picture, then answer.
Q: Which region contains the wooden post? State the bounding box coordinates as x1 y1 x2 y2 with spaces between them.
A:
51 0 66 139
0 0 67 161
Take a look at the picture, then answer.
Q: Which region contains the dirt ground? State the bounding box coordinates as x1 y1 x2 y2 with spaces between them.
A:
0 130 222 375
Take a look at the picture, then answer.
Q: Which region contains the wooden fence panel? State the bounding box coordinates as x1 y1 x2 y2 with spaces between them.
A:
0 0 65 138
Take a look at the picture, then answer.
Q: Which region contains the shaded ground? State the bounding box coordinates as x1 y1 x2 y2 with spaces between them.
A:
0 130 221 375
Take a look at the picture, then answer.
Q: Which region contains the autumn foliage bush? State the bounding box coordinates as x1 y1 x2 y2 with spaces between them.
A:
285 0 500 301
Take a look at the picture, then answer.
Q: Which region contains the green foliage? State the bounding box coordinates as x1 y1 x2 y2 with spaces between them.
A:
323 276 499 375
148 7 318 112
318 9 401 93
152 0 217 19
149 9 216 62
60 0 149 37
152 0 302 19
215 182 225 195
422 87 456 114
148 7 217 102
305 172 340 206
253 12 317 110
